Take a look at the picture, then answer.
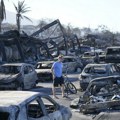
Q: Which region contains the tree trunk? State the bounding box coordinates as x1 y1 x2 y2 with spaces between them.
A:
17 14 20 33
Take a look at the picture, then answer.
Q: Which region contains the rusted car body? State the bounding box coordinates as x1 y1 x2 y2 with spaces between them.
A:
71 76 120 114
0 91 72 120
35 61 53 82
79 63 120 90
0 63 38 90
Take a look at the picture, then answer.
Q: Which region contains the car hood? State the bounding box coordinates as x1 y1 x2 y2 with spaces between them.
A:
36 69 51 73
0 73 19 83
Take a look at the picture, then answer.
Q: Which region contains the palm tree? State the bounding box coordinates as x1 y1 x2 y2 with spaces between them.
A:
0 0 6 32
13 0 32 32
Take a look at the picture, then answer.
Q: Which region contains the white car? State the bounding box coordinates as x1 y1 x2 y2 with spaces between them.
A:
0 91 72 120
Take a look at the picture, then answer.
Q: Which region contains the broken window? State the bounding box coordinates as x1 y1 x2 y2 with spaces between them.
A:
0 66 21 74
27 99 44 118
0 112 10 120
41 97 58 114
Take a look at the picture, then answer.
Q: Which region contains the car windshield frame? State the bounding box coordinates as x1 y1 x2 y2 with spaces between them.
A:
0 65 21 74
84 65 107 74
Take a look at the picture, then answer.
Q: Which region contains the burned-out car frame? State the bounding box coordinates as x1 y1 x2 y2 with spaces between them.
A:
35 61 53 82
0 91 72 120
0 63 38 90
71 75 120 114
55 55 83 73
79 63 120 90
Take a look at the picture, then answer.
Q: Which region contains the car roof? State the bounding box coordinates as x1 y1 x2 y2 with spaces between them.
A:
37 61 54 64
85 63 113 67
1 63 31 66
107 46 120 49
0 91 42 107
63 55 76 58
91 75 120 83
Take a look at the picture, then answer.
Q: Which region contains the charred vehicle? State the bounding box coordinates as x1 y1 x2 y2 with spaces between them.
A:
62 56 83 73
81 52 99 66
98 51 106 63
79 63 120 91
71 75 120 114
55 56 83 73
105 46 120 63
0 91 72 120
35 61 53 82
0 63 38 90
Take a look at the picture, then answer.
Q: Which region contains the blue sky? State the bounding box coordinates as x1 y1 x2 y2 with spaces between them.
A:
4 0 120 32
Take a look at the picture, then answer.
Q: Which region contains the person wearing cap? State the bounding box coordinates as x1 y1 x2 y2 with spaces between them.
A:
51 55 65 99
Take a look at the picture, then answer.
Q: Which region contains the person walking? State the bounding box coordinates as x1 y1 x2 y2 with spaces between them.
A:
51 55 65 99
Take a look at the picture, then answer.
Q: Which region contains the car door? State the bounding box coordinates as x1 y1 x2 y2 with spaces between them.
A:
63 58 76 73
23 65 36 89
89 66 107 79
26 98 50 120
40 96 63 120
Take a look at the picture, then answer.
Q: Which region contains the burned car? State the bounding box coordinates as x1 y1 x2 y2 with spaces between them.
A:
81 52 99 66
105 46 120 63
0 63 38 90
35 61 53 82
79 63 120 91
98 51 106 63
71 75 120 114
0 91 72 120
55 55 83 73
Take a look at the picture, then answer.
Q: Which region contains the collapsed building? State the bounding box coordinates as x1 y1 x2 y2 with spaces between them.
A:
0 19 81 63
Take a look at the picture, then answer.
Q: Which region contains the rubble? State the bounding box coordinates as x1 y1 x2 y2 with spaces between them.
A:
71 76 120 114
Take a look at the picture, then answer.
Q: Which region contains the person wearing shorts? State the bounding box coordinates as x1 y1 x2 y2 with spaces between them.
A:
51 55 65 99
